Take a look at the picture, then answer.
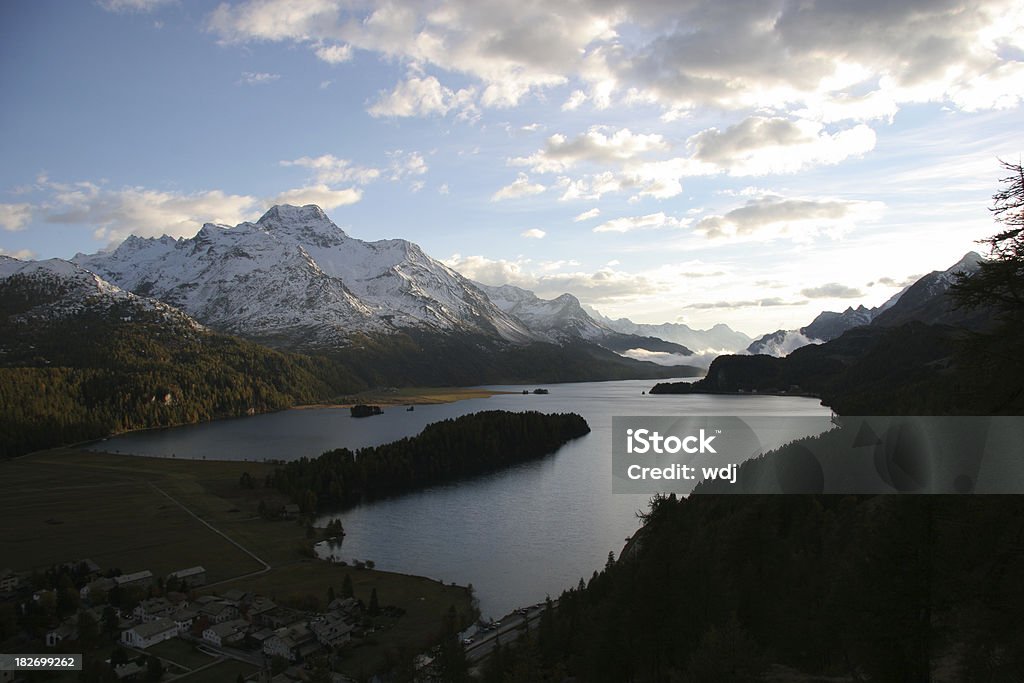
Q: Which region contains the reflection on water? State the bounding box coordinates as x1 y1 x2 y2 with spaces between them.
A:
97 378 830 618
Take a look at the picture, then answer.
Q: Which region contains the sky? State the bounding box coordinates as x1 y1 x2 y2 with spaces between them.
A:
1 0 1022 337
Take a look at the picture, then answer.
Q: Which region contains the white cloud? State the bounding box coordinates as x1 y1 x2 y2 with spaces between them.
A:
315 43 353 64
33 176 362 245
801 283 864 299
444 254 653 304
368 75 475 118
206 0 1024 118
239 71 280 85
619 349 693 366
513 127 668 173
387 150 428 179
492 173 545 201
0 203 32 231
438 183 450 195
562 89 588 111
521 228 546 239
43 183 262 244
695 195 883 242
0 247 35 260
573 208 600 222
593 212 686 234
687 117 877 175
272 185 362 210
281 155 380 185
98 0 171 12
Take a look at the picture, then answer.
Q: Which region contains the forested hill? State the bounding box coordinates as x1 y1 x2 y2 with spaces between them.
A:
480 493 1024 682
0 306 364 459
268 410 590 511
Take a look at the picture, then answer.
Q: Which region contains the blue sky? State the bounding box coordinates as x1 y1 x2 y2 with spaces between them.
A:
2 0 1022 336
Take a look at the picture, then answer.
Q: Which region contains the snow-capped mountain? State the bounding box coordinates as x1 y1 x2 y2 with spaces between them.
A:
74 205 533 347
475 283 611 342
584 307 752 353
0 255 202 329
476 282 695 362
746 252 985 357
871 251 985 329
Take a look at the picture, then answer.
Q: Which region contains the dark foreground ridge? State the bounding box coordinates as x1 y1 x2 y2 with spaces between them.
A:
268 410 590 512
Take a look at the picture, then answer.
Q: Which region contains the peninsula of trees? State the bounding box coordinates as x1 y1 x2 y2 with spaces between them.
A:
269 410 590 512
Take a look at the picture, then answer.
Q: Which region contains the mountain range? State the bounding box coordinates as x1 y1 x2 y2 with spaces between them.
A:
71 205 699 366
746 252 984 355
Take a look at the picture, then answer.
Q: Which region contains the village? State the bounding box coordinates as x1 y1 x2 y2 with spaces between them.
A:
1 558 410 682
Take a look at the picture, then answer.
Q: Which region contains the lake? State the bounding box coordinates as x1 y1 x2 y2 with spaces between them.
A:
95 379 831 619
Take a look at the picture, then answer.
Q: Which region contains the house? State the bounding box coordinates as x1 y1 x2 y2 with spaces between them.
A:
171 606 200 632
121 618 179 648
262 623 316 661
114 570 154 590
167 566 206 588
281 503 300 519
245 595 277 622
46 621 78 647
310 613 354 649
134 597 177 622
80 576 116 600
199 600 239 624
113 662 145 680
259 606 306 629
202 618 250 647
0 569 25 593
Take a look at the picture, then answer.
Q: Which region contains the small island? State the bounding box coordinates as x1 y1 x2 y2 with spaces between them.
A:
349 404 383 418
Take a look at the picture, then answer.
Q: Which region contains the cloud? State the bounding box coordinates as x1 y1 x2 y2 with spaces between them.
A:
367 75 476 118
206 0 1024 118
688 117 877 175
619 349 693 366
445 254 653 303
238 71 280 86
272 185 362 210
0 203 32 231
387 150 428 179
31 175 363 245
492 173 546 201
281 155 380 185
685 298 807 309
438 183 450 195
521 228 546 239
573 208 600 222
800 283 864 299
695 195 882 241
878 274 921 288
98 0 171 12
593 212 686 233
512 127 669 173
315 43 352 64
42 182 262 244
0 247 36 260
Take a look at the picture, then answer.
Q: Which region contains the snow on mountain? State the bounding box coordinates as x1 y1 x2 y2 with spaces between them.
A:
584 306 752 353
745 330 821 356
0 255 202 329
475 283 610 342
74 205 534 347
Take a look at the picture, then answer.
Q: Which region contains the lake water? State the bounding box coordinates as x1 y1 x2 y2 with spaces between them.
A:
96 379 831 619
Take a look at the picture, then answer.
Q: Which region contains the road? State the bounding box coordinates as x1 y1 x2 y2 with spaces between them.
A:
464 601 554 663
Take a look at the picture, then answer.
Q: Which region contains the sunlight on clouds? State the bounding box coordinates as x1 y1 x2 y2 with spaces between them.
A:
695 196 884 242
272 185 362 210
0 203 33 231
521 228 546 239
492 173 546 201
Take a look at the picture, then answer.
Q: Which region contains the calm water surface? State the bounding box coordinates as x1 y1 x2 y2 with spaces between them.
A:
97 379 830 618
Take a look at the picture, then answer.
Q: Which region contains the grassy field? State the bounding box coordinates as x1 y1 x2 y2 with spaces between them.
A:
175 658 258 682
0 447 475 677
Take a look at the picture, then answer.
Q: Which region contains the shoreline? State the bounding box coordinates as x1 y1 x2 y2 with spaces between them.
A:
293 386 515 409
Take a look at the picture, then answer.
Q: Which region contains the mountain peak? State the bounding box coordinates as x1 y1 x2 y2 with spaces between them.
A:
257 204 331 226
